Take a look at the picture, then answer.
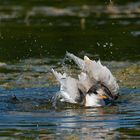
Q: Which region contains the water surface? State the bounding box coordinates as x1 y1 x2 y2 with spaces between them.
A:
0 1 140 139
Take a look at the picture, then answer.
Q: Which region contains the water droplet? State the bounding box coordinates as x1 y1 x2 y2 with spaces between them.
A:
110 42 113 47
48 22 53 26
29 48 32 52
97 42 100 46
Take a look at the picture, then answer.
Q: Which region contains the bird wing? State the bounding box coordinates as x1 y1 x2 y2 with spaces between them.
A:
66 52 85 70
78 72 96 93
52 69 81 103
83 56 119 95
65 52 119 95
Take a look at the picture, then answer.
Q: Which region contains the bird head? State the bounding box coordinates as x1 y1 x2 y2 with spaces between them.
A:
87 82 118 105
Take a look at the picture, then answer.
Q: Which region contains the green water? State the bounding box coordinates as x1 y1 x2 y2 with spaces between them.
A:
0 1 140 139
0 1 140 62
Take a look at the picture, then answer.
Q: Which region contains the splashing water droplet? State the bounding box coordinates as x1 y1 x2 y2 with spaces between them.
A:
61 53 69 72
110 42 113 47
97 42 100 46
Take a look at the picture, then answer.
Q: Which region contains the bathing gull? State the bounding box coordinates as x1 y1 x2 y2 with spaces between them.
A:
52 52 119 107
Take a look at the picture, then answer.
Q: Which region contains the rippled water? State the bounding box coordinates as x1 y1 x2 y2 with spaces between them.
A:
0 0 140 139
0 88 140 139
0 59 139 139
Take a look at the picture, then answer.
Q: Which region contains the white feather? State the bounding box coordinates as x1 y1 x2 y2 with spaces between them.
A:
66 52 85 70
85 94 105 107
52 53 119 107
83 57 119 95
66 53 119 95
78 72 95 93
52 69 79 103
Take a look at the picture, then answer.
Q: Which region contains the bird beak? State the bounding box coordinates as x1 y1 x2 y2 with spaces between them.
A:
99 95 108 100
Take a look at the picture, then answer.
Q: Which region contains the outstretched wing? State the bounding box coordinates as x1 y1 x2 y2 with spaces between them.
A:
52 69 82 103
66 52 85 70
83 57 119 95
66 52 119 95
78 72 96 93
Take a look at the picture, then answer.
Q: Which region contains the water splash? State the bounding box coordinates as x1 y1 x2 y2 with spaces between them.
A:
60 52 75 76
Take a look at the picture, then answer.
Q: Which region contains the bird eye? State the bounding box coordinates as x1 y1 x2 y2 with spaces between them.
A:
94 91 98 95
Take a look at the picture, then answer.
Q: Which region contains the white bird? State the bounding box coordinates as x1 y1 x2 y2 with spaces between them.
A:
52 52 119 107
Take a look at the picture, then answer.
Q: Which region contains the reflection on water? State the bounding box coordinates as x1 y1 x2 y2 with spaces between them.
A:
0 0 140 139
0 87 139 139
0 59 139 139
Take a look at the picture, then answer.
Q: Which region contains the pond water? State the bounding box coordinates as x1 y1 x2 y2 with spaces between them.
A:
0 1 140 139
